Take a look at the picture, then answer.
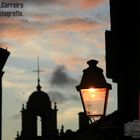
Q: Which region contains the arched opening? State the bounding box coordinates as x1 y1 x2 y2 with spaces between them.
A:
37 116 42 136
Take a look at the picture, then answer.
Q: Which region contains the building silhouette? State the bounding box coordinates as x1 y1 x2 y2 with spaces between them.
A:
16 58 59 140
78 112 89 130
16 81 58 140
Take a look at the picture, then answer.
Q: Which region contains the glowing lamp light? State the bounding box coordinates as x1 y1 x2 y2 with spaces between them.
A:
76 60 111 121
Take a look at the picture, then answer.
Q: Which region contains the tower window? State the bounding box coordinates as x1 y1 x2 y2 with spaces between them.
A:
37 116 42 136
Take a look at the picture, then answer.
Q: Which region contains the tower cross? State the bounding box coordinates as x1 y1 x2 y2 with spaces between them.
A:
33 57 43 91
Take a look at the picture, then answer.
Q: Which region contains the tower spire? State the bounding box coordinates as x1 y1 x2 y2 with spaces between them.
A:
37 56 41 91
34 57 42 91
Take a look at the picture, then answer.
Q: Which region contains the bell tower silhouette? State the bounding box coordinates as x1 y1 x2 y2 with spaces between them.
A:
16 57 58 140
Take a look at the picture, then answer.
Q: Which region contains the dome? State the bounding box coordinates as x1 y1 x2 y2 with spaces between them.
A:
27 89 51 114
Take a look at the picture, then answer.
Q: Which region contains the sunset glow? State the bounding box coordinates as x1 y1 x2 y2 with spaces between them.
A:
0 1 118 140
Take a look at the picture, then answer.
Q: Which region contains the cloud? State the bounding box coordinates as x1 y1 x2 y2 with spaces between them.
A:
23 0 105 9
0 18 23 25
22 0 68 5
48 91 80 104
0 23 38 41
70 94 80 101
50 65 78 87
79 0 105 9
45 17 102 33
48 91 68 103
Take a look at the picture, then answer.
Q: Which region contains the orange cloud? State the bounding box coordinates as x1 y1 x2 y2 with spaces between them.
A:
1 25 38 41
0 18 39 42
0 18 23 25
45 17 102 33
80 0 105 9
65 0 105 9
45 46 88 71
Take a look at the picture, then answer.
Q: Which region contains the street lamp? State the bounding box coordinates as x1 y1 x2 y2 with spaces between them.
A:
76 60 111 121
0 47 10 140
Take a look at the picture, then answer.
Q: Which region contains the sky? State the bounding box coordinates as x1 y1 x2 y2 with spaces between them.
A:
0 0 117 140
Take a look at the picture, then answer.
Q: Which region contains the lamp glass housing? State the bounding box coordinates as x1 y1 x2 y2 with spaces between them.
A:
80 87 108 119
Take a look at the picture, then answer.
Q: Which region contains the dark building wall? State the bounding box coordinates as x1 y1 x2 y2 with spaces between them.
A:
78 112 89 129
51 110 57 133
20 108 58 139
106 0 140 123
21 110 37 137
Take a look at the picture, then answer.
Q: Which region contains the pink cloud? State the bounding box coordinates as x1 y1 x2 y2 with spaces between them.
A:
0 18 23 25
45 17 102 33
0 18 38 41
64 0 105 9
1 27 37 41
80 0 105 9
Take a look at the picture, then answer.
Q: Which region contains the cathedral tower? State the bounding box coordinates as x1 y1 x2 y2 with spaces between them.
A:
16 58 58 140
